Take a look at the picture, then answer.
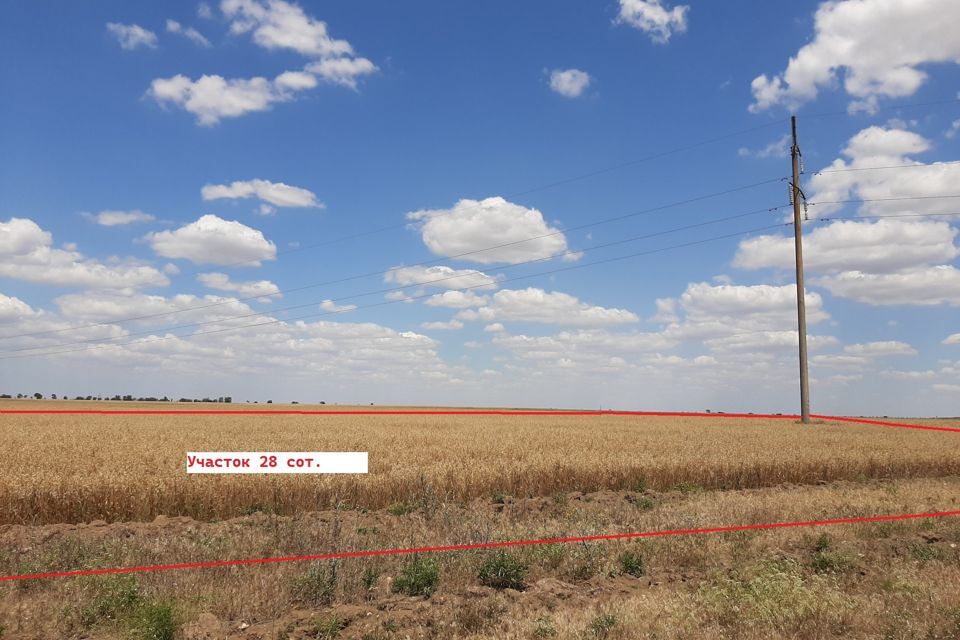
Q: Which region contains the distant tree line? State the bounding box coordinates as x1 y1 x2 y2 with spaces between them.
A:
0 394 233 403
0 394 334 404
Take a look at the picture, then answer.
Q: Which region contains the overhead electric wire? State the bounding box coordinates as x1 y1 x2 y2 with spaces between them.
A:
71 118 791 292
1 203 794 356
813 160 960 175
801 96 960 120
1 176 788 341
0 222 793 362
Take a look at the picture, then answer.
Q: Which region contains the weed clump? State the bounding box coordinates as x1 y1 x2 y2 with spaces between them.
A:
478 551 529 590
392 557 439 597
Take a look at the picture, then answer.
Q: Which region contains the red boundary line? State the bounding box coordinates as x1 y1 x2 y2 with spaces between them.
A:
2 408 958 433
3 509 959 582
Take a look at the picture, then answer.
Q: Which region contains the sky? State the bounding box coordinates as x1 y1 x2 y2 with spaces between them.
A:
1 0 958 415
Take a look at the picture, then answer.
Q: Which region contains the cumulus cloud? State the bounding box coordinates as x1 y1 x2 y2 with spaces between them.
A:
148 72 317 126
944 333 960 345
384 265 501 291
221 0 377 86
816 267 960 306
423 291 490 309
0 293 38 323
221 0 353 57
673 282 829 331
749 0 960 112
0 217 167 289
305 57 377 90
201 179 323 209
406 197 575 265
145 214 276 266
197 272 281 300
807 126 960 219
106 23 158 50
734 219 959 274
842 341 916 357
549 69 591 98
166 19 211 47
83 210 156 226
735 125 960 308
457 288 639 327
421 320 464 330
319 299 357 313
616 0 689 44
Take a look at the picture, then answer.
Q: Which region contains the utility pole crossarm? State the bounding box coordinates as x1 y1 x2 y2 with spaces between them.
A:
791 116 811 424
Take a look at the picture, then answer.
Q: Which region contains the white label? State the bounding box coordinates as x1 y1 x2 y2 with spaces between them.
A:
186 451 368 474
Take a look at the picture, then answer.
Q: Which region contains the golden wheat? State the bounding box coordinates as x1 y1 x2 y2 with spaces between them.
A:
1 400 958 525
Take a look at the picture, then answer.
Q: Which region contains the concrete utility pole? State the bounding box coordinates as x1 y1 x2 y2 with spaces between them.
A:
790 116 811 424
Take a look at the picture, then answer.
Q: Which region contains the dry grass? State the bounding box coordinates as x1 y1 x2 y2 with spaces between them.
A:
2 477 959 638
1 400 958 525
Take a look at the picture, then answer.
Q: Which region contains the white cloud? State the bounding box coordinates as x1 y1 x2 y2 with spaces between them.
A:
385 265 501 291
673 282 829 332
549 69 591 98
53 290 257 326
166 19 211 47
457 288 639 327
152 2 376 125
198 2 214 19
734 219 959 274
650 297 678 323
106 23 158 50
201 178 322 208
305 57 377 90
423 291 490 309
749 0 960 112
817 267 960 306
148 72 317 126
145 214 276 266
220 0 377 89
406 197 575 265
933 383 960 393
880 369 936 380
808 126 960 219
421 320 464 330
319 299 357 313
737 134 790 159
84 210 156 226
947 120 960 139
484 323 505 333
0 217 167 289
842 341 916 357
616 0 689 44
197 272 280 300
944 333 960 345
0 293 38 322
222 0 354 57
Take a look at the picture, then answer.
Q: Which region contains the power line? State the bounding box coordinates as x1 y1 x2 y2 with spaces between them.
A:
75 119 791 292
800 96 960 120
0 222 791 361
2 204 792 355
1 177 787 341
814 160 960 175
808 193 960 207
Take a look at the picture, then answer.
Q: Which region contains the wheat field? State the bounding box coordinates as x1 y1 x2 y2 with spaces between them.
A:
2 400 958 525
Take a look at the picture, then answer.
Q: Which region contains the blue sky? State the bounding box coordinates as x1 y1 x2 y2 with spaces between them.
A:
1 0 958 414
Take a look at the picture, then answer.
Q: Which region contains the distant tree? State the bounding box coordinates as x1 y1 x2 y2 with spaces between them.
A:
266 400 273 404
33 392 42 400
51 394 57 400
224 397 232 403
17 394 23 399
